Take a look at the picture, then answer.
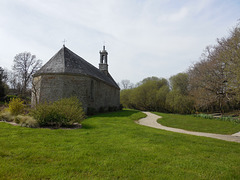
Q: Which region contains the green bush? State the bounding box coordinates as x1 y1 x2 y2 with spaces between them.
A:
31 97 85 127
194 113 214 119
220 116 240 124
8 98 25 116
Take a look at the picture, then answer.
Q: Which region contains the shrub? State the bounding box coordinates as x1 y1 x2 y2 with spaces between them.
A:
31 97 85 127
194 113 240 124
220 116 240 124
15 115 39 128
53 97 85 124
8 98 25 116
0 110 14 122
194 113 214 119
119 104 123 111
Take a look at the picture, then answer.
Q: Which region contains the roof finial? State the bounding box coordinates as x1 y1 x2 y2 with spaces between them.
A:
103 41 105 50
62 39 67 47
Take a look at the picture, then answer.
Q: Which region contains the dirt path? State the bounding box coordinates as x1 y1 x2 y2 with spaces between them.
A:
137 112 240 143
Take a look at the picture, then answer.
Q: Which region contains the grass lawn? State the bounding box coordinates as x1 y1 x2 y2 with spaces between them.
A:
0 110 239 179
154 112 240 135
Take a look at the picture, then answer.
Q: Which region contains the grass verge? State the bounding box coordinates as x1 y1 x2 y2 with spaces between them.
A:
154 112 240 134
0 109 239 179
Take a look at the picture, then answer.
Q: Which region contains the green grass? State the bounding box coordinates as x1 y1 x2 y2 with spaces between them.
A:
154 112 240 135
0 110 239 179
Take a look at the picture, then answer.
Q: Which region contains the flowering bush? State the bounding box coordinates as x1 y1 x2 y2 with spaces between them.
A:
8 98 25 116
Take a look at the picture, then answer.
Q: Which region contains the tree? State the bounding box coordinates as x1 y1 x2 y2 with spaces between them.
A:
120 89 134 108
0 67 6 99
169 73 189 95
120 77 169 111
188 45 232 113
0 67 9 100
217 24 240 101
121 79 134 89
166 73 194 114
12 52 42 97
31 76 41 106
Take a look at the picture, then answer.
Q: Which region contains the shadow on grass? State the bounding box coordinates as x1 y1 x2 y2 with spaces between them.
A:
89 109 139 118
81 123 95 129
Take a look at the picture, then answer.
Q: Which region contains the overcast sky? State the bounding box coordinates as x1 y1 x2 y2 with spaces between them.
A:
0 0 239 84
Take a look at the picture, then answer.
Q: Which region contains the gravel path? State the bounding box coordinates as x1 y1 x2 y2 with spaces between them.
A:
137 112 240 143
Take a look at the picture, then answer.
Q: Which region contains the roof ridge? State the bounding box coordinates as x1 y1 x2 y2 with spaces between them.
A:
63 46 66 72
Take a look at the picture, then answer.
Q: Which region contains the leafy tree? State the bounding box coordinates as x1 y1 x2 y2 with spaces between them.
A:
120 77 169 111
166 73 194 114
169 73 189 95
156 85 169 112
120 89 134 108
166 91 193 114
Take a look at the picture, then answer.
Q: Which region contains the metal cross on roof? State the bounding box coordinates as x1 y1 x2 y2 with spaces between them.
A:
62 39 67 46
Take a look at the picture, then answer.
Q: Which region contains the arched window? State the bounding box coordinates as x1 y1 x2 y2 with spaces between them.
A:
102 55 105 63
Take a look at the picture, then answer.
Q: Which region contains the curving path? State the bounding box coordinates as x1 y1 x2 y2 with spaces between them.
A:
137 112 240 143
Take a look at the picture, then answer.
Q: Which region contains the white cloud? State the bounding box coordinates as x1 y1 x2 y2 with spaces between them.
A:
158 7 189 22
0 0 240 84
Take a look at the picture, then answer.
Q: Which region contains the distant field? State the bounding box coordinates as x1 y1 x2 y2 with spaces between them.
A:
154 112 240 134
0 110 239 179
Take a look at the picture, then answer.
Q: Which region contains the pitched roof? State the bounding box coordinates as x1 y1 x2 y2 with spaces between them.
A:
34 46 119 89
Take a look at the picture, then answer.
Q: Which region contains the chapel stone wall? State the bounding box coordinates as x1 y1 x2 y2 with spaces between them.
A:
32 74 120 113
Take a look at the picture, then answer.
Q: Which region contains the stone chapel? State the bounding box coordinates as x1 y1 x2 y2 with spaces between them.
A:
31 45 120 113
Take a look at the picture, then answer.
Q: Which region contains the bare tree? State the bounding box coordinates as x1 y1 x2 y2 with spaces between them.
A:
128 83 135 89
121 79 131 89
217 24 240 100
188 45 231 113
12 52 42 96
4 69 17 89
31 76 41 107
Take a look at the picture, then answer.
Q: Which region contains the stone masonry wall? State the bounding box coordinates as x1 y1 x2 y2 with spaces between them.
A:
32 74 120 112
89 78 120 111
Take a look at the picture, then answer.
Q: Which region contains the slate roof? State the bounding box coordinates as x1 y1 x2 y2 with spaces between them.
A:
34 46 119 89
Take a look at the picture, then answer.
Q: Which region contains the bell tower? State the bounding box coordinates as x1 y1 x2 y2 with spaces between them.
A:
99 45 108 75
